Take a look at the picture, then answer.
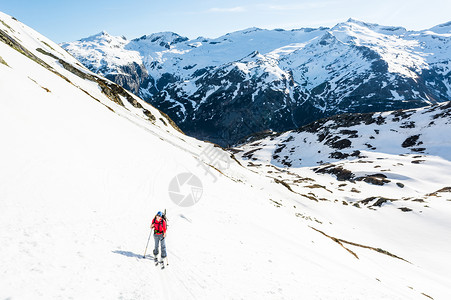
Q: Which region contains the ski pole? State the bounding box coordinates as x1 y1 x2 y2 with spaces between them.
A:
163 235 169 266
143 230 152 258
161 235 169 266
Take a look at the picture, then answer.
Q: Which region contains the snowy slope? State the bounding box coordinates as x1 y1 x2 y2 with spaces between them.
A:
231 103 451 299
233 102 451 200
62 19 451 146
235 102 451 167
1 11 451 300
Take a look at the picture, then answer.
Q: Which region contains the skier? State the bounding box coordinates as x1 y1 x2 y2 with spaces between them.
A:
151 211 167 264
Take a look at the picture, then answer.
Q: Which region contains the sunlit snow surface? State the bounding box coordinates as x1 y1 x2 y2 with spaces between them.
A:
1 12 451 300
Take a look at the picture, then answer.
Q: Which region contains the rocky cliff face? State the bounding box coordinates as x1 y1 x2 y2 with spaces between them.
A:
62 19 451 146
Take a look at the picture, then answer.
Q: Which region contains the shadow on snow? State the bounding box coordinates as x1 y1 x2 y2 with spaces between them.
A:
112 250 153 259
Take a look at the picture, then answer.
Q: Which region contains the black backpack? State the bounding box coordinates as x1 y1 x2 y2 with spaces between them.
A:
162 209 167 225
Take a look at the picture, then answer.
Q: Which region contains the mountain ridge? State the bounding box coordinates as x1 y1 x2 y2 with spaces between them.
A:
233 101 451 167
62 18 451 146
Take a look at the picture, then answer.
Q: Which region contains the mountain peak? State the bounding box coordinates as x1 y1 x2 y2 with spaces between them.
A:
225 27 264 37
334 18 406 34
80 31 114 42
131 31 188 46
342 18 379 28
77 31 128 44
241 27 263 33
92 30 110 38
346 18 363 24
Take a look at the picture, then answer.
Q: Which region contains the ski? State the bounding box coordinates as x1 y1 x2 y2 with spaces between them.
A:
141 255 159 262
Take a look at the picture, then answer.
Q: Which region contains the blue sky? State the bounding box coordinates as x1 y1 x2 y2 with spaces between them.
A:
1 0 450 42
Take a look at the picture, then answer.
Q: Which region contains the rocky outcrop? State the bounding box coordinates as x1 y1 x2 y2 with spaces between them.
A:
63 20 451 146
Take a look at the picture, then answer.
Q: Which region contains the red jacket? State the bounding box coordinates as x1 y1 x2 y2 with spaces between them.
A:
152 218 167 234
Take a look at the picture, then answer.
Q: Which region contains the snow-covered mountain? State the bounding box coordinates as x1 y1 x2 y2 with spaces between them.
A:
232 101 451 203
2 11 451 299
62 19 451 146
234 101 451 168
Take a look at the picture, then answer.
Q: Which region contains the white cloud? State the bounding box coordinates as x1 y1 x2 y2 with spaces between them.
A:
208 6 246 13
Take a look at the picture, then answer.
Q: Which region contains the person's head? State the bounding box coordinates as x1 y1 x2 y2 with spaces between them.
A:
156 211 163 220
